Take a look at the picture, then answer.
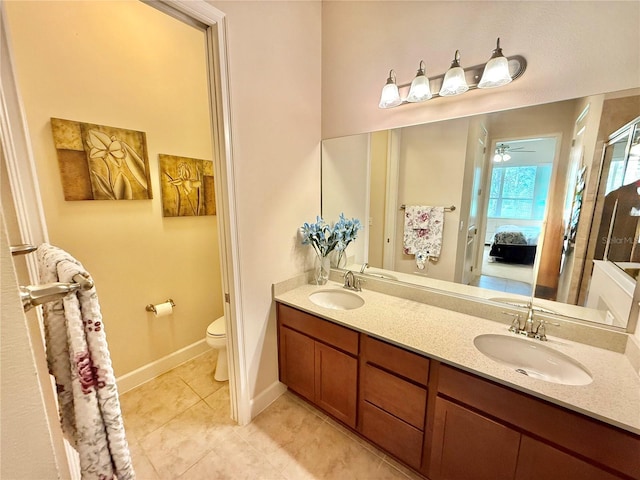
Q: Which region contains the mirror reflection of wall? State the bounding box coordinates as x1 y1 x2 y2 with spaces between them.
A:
322 90 640 330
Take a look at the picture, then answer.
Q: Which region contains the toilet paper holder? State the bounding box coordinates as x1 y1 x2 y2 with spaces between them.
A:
145 299 176 313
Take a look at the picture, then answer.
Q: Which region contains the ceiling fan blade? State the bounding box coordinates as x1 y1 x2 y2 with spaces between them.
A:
510 147 536 152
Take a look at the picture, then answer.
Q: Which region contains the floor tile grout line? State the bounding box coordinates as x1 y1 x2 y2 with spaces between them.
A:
127 361 416 479
228 428 291 477
129 378 202 443
138 398 233 479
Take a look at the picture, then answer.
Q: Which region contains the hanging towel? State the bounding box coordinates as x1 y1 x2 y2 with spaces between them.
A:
37 244 135 480
403 206 445 269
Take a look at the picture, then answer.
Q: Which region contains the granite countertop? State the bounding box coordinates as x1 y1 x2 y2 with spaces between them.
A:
274 281 640 435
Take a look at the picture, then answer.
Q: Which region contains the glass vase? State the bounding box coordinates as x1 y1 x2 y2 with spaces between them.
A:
314 253 331 285
332 249 347 269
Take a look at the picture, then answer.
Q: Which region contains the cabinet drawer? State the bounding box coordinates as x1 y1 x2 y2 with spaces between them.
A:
277 303 359 355
361 335 429 386
361 401 424 470
362 364 426 430
515 436 622 480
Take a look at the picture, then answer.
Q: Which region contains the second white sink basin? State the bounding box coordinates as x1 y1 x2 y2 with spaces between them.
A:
473 334 592 386
309 289 364 310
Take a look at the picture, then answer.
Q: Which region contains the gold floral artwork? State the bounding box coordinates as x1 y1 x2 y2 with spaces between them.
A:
159 154 216 217
51 118 152 201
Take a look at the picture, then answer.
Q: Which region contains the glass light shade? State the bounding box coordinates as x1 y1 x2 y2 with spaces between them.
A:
379 70 402 108
406 75 432 102
503 153 511 162
379 83 402 108
439 66 469 96
478 55 512 88
493 153 502 162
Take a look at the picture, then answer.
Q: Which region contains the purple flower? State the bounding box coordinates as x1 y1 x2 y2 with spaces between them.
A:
74 351 106 394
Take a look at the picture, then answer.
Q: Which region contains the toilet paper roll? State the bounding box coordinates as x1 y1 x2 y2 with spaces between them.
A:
153 301 173 317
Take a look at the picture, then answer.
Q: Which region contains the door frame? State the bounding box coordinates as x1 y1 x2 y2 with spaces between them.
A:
478 134 561 285
462 123 488 284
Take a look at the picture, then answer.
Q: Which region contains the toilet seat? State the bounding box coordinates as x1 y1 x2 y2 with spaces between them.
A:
205 316 228 382
207 316 226 337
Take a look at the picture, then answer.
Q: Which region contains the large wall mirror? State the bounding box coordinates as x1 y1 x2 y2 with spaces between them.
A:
322 89 640 332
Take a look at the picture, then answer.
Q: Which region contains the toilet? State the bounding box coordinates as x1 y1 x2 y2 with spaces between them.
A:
206 316 228 381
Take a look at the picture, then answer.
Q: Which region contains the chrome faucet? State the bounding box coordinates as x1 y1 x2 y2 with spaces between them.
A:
524 301 536 337
360 263 369 274
505 305 559 341
343 270 362 292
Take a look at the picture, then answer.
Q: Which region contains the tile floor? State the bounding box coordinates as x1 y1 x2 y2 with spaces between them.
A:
470 274 532 295
120 350 423 480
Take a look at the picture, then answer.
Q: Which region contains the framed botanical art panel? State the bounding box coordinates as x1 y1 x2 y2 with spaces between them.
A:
159 154 215 217
51 118 152 200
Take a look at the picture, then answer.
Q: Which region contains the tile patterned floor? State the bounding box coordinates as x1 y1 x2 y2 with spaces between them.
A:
120 350 422 480
471 274 532 295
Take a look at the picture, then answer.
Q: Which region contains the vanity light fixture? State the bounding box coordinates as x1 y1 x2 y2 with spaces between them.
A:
406 61 432 102
378 38 526 109
478 38 512 89
439 50 469 96
378 70 402 108
493 144 512 162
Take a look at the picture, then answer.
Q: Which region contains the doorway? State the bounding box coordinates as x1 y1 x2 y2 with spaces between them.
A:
1 0 243 475
473 137 557 295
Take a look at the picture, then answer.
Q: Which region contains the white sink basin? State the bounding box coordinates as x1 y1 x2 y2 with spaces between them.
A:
309 289 364 310
473 334 592 386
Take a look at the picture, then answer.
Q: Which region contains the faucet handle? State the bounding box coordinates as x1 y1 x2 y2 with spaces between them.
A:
502 312 521 333
534 319 560 341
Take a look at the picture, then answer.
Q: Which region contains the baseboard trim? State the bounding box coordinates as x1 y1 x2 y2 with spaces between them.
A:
116 339 210 394
250 380 287 419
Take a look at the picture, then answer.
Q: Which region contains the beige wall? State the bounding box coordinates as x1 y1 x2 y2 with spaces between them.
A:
5 1 223 376
212 1 322 401
322 1 640 138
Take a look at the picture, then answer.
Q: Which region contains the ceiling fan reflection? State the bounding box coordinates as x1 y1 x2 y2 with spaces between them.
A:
493 143 536 162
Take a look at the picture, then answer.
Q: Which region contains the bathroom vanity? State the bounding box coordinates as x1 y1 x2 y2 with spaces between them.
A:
275 281 640 480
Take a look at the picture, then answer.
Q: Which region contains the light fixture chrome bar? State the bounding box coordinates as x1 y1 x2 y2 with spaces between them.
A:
392 55 526 102
380 35 527 109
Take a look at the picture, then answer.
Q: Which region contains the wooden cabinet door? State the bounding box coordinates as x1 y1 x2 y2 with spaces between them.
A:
429 397 520 480
314 342 358 428
515 436 622 480
279 326 315 402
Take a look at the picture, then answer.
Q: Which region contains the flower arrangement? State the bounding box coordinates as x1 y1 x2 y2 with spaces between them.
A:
300 213 362 259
